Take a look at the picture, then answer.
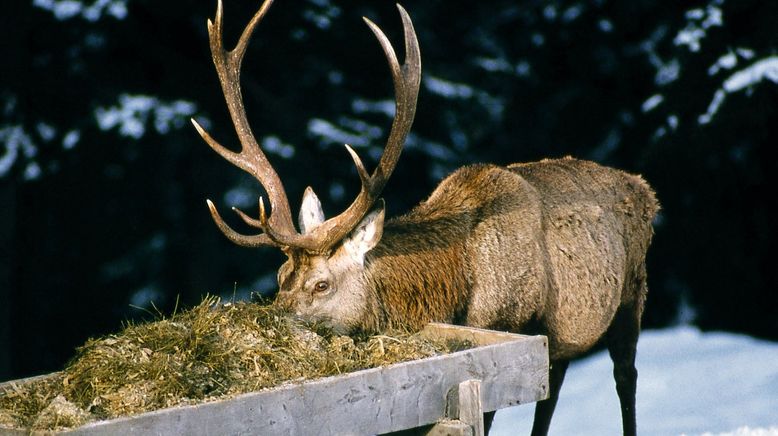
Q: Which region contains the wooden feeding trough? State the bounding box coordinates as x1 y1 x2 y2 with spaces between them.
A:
0 323 548 435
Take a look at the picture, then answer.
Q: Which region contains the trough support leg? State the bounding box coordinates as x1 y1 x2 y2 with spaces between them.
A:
426 379 484 436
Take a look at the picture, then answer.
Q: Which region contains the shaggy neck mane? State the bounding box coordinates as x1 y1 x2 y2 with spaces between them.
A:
361 201 478 332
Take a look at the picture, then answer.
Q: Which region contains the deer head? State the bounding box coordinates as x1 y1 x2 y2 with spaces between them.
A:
193 0 421 333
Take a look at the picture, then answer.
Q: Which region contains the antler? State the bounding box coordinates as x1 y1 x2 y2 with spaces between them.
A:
192 0 292 247
194 1 421 252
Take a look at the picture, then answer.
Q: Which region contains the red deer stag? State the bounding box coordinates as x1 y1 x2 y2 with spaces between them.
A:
192 1 659 435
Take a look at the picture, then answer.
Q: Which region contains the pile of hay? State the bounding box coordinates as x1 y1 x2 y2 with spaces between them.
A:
0 296 470 431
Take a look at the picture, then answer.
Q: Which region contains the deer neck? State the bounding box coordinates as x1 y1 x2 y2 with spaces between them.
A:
362 217 472 332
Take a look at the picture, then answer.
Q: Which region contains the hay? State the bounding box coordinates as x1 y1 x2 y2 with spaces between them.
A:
0 296 470 431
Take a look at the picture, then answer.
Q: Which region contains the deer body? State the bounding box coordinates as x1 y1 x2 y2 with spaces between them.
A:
276 158 658 363
194 1 657 434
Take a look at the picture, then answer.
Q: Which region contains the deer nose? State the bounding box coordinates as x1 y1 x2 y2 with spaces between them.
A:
274 292 292 310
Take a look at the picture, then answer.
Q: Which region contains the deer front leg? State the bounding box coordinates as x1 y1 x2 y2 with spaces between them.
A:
530 359 569 436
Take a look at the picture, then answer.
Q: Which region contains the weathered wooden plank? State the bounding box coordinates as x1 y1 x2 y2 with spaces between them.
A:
444 380 483 436
421 323 534 347
1 325 548 436
425 419 473 436
0 426 26 435
0 373 59 391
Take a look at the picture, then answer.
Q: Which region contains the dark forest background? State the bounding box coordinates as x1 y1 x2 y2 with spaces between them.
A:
1 0 776 381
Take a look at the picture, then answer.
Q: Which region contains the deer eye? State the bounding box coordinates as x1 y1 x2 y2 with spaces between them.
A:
313 281 330 293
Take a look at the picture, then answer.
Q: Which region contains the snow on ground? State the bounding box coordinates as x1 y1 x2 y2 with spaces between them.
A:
491 326 778 435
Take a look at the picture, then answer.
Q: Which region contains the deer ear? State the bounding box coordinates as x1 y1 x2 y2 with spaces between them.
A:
299 187 325 234
343 200 385 265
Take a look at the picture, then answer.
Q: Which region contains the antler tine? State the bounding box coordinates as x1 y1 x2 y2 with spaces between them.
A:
195 0 296 248
344 144 370 186
233 201 263 229
206 200 278 247
362 4 421 190
232 0 274 64
230 196 293 245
